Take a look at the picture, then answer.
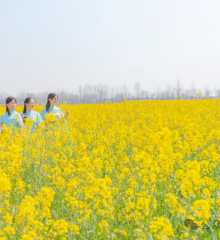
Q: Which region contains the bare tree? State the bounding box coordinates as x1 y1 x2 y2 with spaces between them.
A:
16 90 26 105
204 85 211 97
175 80 183 98
121 84 130 99
165 85 172 100
214 86 220 98
78 85 83 104
5 81 220 105
103 84 109 101
155 87 161 100
82 84 91 103
133 82 142 99
190 82 196 99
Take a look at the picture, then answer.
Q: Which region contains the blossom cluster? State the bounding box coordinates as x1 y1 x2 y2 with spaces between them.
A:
0 99 220 239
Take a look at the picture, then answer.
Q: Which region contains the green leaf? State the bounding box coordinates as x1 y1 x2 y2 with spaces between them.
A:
134 228 144 238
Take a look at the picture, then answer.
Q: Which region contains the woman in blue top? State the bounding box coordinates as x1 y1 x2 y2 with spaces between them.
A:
20 97 42 134
0 96 23 134
40 93 69 122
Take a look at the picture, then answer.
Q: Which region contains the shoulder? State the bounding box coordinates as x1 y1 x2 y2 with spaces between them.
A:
1 112 6 118
15 112 22 118
32 110 39 115
35 111 41 117
55 107 63 112
40 108 46 113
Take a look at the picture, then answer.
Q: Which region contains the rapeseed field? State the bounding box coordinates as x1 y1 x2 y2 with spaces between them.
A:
1 99 220 239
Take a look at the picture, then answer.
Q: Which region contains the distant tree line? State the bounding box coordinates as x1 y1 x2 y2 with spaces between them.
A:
0 80 220 106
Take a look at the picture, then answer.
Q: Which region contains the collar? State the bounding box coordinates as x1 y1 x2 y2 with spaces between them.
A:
50 105 55 110
26 109 33 113
9 109 15 114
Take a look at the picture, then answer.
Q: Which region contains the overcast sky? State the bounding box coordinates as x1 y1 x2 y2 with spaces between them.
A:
0 0 220 95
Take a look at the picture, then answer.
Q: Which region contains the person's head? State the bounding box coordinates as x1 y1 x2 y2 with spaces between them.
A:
46 93 58 112
6 96 17 115
23 97 35 113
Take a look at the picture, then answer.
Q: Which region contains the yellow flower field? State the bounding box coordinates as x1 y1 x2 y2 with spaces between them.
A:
1 99 220 239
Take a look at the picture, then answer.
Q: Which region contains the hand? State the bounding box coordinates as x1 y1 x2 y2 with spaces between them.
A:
21 113 26 120
65 109 69 118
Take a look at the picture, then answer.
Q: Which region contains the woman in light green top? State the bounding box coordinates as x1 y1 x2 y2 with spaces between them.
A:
40 93 69 122
0 96 23 134
20 97 42 134
40 93 69 137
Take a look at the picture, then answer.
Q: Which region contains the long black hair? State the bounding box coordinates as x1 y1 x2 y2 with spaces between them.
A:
23 97 34 114
6 96 17 116
46 93 57 112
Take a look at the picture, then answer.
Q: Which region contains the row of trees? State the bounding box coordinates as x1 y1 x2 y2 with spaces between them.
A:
0 81 219 105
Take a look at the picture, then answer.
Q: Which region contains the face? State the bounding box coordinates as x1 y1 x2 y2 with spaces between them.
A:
49 95 58 105
26 99 35 110
6 99 16 111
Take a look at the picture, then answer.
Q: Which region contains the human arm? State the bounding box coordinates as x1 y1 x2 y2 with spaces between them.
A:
36 113 42 126
17 114 23 136
21 113 26 120
64 109 69 119
40 108 46 121
18 122 22 129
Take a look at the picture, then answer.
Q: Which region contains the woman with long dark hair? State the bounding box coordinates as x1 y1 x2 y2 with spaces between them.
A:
20 97 42 134
40 93 69 122
0 96 23 134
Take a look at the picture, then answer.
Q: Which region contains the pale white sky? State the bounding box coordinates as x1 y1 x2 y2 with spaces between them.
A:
0 0 220 95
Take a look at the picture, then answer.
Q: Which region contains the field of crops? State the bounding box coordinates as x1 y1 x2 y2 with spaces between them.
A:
1 99 220 239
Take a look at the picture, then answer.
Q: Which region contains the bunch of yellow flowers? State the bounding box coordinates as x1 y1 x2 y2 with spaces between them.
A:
0 99 220 239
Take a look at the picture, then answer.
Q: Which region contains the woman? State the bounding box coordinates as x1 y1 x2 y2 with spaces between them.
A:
40 93 69 122
20 97 42 134
0 96 23 134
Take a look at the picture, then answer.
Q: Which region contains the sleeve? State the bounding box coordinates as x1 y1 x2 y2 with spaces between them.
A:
58 108 64 116
40 108 46 121
37 113 42 125
58 108 67 124
17 114 23 125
